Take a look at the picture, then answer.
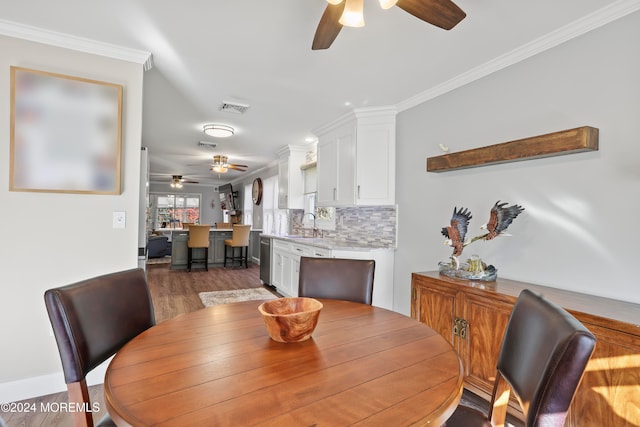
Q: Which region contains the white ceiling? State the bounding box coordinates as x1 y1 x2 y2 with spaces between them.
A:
1 0 631 185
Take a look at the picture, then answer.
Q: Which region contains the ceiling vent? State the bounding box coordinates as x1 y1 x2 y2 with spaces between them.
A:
197 141 217 149
219 100 250 115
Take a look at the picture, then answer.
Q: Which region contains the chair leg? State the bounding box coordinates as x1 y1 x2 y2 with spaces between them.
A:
204 248 209 271
489 371 510 426
188 247 192 272
67 380 93 427
224 245 228 267
244 246 248 268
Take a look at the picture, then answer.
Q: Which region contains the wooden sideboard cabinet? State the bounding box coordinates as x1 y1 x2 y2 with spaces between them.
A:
411 271 640 427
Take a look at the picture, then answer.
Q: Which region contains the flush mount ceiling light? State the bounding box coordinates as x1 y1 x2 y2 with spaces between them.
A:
203 124 234 138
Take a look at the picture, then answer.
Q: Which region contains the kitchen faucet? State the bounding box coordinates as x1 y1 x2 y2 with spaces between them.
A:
305 212 320 237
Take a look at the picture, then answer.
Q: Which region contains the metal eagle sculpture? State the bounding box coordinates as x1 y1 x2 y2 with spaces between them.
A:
441 201 524 269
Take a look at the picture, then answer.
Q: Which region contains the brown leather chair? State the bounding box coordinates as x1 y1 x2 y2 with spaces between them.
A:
187 224 211 271
224 224 251 268
444 289 596 427
298 257 375 305
44 268 155 427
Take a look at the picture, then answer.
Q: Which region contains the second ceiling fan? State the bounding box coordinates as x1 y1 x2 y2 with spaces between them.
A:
312 0 466 50
211 155 248 173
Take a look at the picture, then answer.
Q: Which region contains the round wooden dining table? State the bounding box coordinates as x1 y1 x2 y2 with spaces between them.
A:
104 298 463 426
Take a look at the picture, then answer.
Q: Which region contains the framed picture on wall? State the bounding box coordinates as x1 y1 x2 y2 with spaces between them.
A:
9 66 123 194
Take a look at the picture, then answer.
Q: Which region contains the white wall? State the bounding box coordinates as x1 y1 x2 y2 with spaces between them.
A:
394 11 640 315
0 35 144 399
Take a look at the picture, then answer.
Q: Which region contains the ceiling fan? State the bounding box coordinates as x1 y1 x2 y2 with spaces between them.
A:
169 175 199 188
150 174 200 188
211 155 248 174
312 0 466 50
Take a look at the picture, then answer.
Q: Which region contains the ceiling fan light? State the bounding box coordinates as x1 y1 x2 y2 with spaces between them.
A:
326 0 343 4
339 0 365 27
378 0 398 9
212 165 228 173
170 175 184 188
203 124 234 138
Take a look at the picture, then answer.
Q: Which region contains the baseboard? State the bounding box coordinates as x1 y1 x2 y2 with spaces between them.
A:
0 358 111 404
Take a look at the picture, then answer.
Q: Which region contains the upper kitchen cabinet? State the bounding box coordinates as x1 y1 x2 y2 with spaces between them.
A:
277 145 307 209
315 107 396 206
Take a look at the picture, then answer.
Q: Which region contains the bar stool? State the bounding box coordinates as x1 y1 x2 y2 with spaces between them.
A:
187 224 211 272
224 224 251 268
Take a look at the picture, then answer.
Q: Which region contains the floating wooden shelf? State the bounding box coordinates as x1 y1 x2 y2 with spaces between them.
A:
426 126 599 172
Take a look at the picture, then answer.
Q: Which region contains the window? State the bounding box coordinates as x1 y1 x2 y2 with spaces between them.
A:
303 193 316 228
243 182 253 226
151 193 200 229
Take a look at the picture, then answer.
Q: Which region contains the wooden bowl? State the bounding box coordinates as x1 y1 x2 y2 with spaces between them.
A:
258 297 323 342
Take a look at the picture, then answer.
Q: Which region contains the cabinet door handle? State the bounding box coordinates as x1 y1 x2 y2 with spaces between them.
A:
333 187 337 200
357 185 360 198
453 317 469 340
460 319 468 339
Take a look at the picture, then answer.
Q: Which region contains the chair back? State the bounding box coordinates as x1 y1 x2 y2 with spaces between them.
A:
215 222 232 229
493 289 596 426
230 224 251 246
188 224 211 248
181 222 194 229
298 257 375 305
44 268 155 427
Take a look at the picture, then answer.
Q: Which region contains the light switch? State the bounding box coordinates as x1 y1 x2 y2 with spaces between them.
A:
113 211 126 229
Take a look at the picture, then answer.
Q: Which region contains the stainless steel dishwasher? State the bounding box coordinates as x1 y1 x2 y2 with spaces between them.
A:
259 236 271 286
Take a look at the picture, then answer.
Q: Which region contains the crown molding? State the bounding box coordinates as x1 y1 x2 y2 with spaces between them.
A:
0 19 153 70
313 105 397 136
397 0 640 112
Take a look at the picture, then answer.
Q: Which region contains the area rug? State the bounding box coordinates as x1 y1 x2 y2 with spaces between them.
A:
199 288 277 307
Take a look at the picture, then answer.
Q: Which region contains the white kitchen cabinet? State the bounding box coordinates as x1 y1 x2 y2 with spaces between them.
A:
270 238 331 298
270 237 394 309
316 122 356 206
277 145 307 209
316 106 396 207
331 249 394 310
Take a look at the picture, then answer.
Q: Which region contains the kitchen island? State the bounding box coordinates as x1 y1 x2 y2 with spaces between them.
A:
170 227 261 269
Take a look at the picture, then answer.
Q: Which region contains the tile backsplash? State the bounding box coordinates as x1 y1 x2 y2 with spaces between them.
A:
290 205 397 248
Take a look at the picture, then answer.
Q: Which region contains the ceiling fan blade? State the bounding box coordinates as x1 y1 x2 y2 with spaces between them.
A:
312 2 346 50
228 164 247 171
396 0 466 30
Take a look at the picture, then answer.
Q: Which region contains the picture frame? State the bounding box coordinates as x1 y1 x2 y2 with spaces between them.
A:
10 66 123 194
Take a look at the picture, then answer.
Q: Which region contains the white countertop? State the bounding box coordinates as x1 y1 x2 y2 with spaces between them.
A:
157 227 260 232
261 233 394 251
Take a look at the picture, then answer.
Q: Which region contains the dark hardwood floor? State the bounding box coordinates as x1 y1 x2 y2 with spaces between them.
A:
1 262 268 427
146 262 265 322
